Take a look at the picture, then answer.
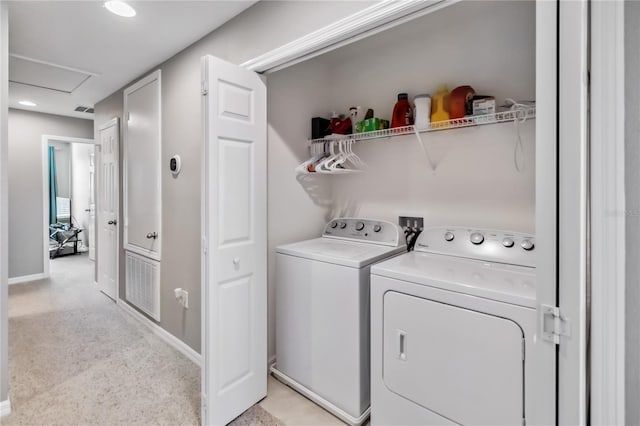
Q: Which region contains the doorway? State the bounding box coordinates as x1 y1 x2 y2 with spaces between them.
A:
41 135 95 282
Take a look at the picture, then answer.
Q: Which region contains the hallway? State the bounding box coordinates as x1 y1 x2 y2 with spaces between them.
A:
4 251 350 425
6 254 202 424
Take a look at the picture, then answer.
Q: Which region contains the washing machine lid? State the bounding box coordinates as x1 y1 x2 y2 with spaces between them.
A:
371 251 535 308
276 238 406 268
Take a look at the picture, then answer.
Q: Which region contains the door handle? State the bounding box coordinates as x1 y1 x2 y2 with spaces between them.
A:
146 232 158 239
397 330 407 361
107 220 117 225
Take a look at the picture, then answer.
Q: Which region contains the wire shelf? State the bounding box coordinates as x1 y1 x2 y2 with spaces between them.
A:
308 107 536 144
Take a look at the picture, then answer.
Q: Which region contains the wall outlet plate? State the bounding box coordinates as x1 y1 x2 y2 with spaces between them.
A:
174 288 189 309
399 216 424 230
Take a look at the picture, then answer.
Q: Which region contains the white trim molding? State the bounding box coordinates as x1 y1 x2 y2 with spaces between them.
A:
240 0 457 74
117 299 201 367
0 398 11 418
42 134 95 279
8 273 47 285
558 1 590 424
590 1 626 424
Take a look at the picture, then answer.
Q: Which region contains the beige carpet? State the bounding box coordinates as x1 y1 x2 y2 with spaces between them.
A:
5 254 281 426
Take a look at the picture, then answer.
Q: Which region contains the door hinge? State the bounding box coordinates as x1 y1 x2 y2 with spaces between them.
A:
202 236 208 255
201 80 208 96
126 112 130 122
541 304 570 344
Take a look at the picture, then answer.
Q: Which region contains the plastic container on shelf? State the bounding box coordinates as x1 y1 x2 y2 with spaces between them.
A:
391 93 414 128
430 86 450 124
413 94 431 130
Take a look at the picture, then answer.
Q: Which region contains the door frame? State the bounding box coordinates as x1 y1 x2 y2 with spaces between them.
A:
589 1 627 423
41 134 94 278
97 117 120 301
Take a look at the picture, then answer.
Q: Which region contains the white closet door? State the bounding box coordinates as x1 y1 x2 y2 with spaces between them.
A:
123 70 162 260
201 55 267 426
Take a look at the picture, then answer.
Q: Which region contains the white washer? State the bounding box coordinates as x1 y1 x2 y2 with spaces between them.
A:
371 226 545 426
273 218 406 425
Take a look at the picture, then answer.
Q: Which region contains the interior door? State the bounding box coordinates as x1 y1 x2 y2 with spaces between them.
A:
123 70 161 260
201 55 267 426
97 118 119 301
88 152 96 261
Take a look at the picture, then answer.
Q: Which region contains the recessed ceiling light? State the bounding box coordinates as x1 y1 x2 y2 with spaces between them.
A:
104 1 136 18
18 100 37 107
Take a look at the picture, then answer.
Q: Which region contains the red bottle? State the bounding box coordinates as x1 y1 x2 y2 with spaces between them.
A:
391 93 414 128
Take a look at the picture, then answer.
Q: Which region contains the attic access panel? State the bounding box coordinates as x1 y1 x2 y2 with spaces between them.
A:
9 55 94 93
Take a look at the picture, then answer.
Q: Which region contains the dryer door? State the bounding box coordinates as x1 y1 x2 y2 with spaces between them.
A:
383 291 524 426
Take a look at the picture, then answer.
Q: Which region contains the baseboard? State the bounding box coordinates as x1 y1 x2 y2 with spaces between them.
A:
117 299 201 367
0 398 11 418
8 272 47 285
268 355 276 370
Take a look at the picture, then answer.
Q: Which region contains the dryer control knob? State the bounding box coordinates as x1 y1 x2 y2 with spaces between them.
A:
373 225 382 233
355 222 365 231
330 222 338 229
502 238 515 248
444 231 455 242
521 239 535 251
339 222 347 229
470 232 484 245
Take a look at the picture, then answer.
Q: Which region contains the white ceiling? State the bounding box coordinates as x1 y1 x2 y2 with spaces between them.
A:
7 0 257 120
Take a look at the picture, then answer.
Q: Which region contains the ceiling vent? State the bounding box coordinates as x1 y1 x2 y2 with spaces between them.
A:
74 106 94 114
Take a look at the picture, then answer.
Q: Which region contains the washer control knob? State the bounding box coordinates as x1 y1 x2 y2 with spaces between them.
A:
355 222 365 231
521 239 535 251
339 222 347 229
330 222 338 229
502 238 515 248
470 232 484 245
444 231 455 242
373 224 382 233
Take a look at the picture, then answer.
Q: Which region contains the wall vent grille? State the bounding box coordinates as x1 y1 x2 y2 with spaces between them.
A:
125 251 161 321
74 105 94 113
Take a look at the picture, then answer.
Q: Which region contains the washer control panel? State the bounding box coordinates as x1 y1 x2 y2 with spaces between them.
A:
323 218 404 247
415 226 535 267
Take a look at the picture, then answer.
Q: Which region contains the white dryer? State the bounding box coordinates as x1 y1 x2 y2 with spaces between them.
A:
371 227 549 426
273 218 406 425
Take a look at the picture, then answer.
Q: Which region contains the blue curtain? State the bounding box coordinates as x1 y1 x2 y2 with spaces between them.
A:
48 146 58 225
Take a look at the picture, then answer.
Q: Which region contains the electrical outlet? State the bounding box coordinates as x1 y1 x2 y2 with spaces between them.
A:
174 288 189 309
399 216 424 231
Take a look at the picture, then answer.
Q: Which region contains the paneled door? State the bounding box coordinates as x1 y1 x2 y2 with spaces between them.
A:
201 55 267 426
123 70 162 260
97 118 119 300
88 151 96 261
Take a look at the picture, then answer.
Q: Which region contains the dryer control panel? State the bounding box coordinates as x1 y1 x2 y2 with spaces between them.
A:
323 218 404 247
415 226 535 267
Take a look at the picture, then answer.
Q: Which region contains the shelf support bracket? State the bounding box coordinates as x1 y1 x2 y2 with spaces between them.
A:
413 127 436 171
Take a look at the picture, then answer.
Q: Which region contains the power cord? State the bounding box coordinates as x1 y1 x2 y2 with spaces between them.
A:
504 98 535 173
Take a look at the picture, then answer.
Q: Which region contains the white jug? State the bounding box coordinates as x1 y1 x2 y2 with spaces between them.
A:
413 94 431 130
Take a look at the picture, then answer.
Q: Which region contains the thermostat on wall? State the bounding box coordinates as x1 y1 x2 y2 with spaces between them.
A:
169 155 182 176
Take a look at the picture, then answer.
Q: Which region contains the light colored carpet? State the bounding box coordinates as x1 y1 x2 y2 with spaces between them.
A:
5 254 281 426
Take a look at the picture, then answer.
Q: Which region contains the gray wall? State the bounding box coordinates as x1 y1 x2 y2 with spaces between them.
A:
625 2 640 424
8 109 93 278
94 1 374 354
1 1 9 406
